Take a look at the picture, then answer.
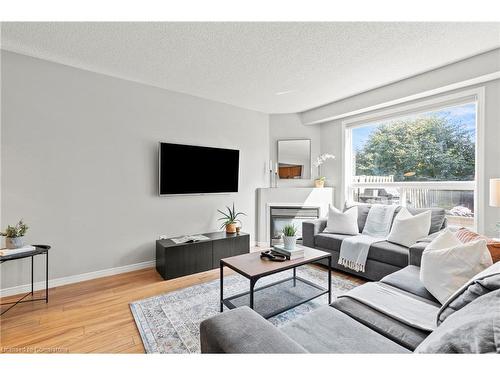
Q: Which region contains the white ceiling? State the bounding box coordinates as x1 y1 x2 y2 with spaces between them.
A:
2 22 500 113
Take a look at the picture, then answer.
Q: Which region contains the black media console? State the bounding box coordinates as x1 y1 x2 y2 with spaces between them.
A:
155 231 250 280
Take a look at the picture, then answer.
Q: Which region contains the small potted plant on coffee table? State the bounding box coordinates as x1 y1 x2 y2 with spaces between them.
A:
1 219 29 249
218 203 246 234
282 224 298 251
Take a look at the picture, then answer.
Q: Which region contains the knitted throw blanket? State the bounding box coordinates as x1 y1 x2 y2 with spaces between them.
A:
338 205 397 272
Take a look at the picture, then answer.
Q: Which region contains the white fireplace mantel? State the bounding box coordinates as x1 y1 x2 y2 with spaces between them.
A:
256 187 334 246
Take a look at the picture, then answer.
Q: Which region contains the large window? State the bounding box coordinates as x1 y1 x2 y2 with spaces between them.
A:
345 97 478 229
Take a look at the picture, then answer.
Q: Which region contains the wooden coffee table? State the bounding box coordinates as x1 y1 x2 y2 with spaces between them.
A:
220 246 332 319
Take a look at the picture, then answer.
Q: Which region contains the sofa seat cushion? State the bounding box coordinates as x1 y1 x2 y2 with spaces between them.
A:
381 265 439 303
280 305 410 353
314 234 409 268
331 296 429 351
314 233 352 251
368 241 409 267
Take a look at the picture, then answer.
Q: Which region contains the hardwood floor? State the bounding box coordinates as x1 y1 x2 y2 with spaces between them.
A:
0 265 362 353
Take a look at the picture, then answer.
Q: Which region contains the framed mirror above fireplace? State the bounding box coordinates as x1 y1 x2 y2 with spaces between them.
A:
277 139 311 179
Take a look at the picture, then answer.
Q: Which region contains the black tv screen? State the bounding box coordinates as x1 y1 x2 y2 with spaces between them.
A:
159 142 239 195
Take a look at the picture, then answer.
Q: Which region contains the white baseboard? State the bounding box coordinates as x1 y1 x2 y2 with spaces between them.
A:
2 240 260 297
0 260 155 298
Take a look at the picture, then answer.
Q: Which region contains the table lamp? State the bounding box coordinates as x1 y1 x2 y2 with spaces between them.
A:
490 178 500 238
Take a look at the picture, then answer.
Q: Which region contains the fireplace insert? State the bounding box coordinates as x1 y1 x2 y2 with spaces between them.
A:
270 206 320 246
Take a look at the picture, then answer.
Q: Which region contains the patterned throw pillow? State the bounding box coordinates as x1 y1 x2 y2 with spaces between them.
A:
455 228 500 263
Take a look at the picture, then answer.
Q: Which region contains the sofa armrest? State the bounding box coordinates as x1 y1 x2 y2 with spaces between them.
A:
409 242 428 267
302 219 327 248
200 306 307 353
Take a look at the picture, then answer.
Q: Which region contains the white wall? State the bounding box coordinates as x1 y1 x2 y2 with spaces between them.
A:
269 113 321 187
1 51 269 290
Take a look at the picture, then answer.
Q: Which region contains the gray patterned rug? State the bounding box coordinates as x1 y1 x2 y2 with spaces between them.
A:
130 265 360 353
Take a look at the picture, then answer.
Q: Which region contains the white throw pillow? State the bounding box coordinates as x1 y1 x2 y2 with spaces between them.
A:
425 228 462 251
323 206 359 235
420 230 493 304
387 207 431 247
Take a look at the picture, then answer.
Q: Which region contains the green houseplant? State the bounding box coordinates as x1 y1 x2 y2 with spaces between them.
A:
218 203 246 234
282 224 298 251
1 219 29 249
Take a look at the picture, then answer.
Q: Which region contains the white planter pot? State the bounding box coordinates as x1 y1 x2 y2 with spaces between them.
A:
283 235 297 251
5 236 24 249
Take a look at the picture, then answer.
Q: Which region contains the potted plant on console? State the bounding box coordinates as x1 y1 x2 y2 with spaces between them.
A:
282 224 298 251
1 219 29 249
218 203 246 234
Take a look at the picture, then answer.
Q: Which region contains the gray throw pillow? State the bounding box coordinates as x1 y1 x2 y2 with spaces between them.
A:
438 272 500 324
415 290 500 353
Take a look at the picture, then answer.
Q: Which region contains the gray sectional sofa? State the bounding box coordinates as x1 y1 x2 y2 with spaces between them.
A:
200 251 500 353
302 205 447 280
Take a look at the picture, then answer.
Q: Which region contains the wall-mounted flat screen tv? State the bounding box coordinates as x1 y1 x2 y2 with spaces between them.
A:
159 142 240 195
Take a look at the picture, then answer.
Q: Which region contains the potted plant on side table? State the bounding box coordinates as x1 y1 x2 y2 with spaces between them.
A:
218 203 246 234
282 224 298 251
1 220 29 249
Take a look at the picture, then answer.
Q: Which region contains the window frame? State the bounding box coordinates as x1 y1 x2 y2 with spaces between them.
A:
341 87 485 232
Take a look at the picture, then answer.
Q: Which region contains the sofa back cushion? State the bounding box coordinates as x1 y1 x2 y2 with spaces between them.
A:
345 204 446 234
415 289 500 353
455 228 500 263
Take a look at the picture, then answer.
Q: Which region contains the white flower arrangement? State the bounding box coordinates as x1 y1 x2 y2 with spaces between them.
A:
313 153 335 182
313 153 335 168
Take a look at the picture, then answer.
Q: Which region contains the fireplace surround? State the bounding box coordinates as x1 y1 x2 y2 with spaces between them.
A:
256 187 334 246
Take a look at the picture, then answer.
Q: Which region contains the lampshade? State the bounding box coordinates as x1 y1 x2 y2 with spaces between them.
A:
490 178 500 207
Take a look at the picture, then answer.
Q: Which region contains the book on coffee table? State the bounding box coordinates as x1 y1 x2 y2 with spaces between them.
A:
272 244 304 260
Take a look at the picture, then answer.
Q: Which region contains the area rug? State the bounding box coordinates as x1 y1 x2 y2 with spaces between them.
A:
130 266 360 353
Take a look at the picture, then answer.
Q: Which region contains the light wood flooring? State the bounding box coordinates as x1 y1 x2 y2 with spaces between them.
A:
0 265 362 353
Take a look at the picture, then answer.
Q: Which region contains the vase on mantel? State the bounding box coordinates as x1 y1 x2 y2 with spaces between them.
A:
314 177 326 188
